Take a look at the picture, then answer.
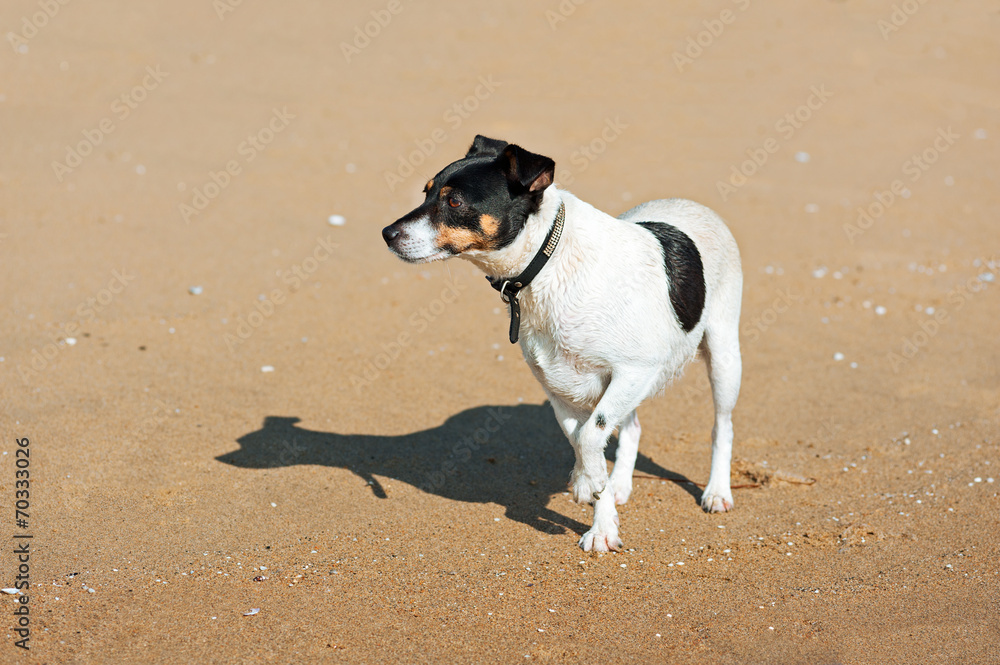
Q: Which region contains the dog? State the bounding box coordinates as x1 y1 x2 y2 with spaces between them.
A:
381 135 743 552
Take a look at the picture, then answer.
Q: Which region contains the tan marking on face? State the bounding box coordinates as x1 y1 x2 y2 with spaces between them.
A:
436 225 490 253
438 185 453 199
424 179 434 193
480 214 499 238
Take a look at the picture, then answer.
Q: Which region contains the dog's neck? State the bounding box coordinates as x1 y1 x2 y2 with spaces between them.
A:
462 187 565 280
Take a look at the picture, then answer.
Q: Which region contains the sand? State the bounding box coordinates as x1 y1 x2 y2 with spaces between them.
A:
1 0 998 662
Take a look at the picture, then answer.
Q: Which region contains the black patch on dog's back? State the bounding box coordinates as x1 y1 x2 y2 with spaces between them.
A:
635 222 705 332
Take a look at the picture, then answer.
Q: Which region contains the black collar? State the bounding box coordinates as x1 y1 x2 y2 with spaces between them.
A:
486 200 566 344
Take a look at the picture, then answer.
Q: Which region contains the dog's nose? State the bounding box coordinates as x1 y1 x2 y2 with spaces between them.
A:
382 224 401 246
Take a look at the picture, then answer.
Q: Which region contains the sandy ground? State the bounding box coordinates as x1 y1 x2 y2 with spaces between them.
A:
1 0 999 662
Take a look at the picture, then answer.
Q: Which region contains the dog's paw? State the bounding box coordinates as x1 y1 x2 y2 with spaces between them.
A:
570 469 606 504
578 523 623 552
608 475 633 505
700 485 734 513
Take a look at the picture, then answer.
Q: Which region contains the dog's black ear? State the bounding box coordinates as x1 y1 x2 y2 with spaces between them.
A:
466 135 508 158
501 144 555 194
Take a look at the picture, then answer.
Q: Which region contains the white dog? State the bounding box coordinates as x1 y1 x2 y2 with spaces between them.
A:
382 136 743 552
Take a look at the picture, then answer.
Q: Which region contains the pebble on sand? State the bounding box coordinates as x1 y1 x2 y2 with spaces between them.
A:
328 215 346 226
189 286 203 295
243 608 260 616
261 366 275 373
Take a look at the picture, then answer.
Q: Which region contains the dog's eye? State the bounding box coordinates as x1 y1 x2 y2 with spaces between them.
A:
448 196 462 208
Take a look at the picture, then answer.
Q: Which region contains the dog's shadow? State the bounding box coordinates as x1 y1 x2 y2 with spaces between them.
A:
218 403 701 536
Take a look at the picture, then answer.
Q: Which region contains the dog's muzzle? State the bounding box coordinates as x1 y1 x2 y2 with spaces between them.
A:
381 216 448 263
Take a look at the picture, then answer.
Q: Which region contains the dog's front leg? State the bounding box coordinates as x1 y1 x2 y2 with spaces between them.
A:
545 394 591 503
574 371 655 552
546 392 588 458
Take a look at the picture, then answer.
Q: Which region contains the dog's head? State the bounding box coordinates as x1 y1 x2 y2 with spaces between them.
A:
382 135 555 263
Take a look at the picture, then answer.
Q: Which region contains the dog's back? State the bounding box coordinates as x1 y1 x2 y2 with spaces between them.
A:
618 198 743 330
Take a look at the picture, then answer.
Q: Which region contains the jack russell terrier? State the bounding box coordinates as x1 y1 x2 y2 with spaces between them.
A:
382 135 743 552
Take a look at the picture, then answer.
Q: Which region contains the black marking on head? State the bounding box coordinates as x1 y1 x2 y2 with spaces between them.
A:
636 222 706 332
466 135 509 158
396 138 556 255
595 414 607 430
500 144 554 195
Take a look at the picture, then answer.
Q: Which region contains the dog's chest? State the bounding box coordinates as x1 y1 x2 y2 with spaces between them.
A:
518 306 611 408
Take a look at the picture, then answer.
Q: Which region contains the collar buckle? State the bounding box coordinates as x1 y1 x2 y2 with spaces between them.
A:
498 280 521 304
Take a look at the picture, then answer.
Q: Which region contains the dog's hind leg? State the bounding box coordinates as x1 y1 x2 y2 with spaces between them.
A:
607 409 640 505
699 322 742 513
